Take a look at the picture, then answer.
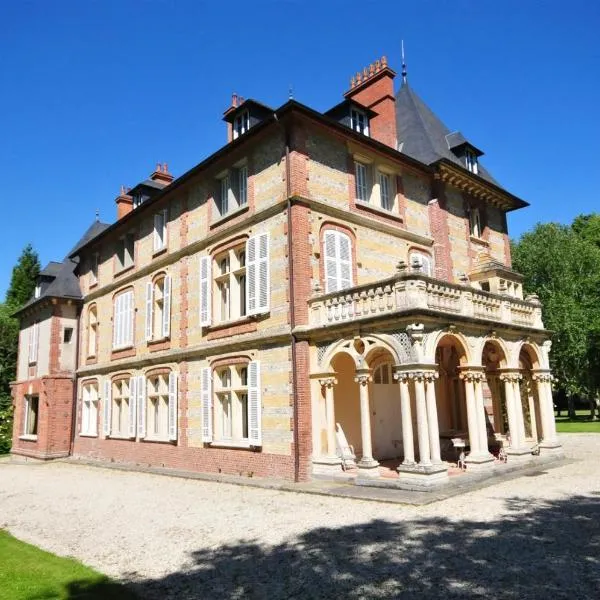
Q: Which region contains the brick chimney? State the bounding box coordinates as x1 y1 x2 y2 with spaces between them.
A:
224 93 245 142
150 163 174 185
344 56 397 149
115 185 133 219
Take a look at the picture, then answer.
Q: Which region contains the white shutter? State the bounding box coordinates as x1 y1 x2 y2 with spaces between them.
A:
153 213 162 252
257 233 270 313
338 233 352 290
32 323 39 362
137 375 146 438
248 361 262 446
324 231 338 293
128 377 137 438
246 236 257 314
102 379 112 437
113 296 119 348
126 291 134 346
168 371 178 441
201 367 213 443
145 282 153 341
199 256 212 326
162 276 171 338
162 209 168 248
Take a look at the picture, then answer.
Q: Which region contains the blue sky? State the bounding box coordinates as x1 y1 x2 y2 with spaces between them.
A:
1 0 598 298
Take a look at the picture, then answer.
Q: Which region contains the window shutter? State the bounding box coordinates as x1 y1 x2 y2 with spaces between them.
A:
145 282 153 341
128 377 137 438
126 291 134 346
324 231 338 293
137 375 146 438
113 297 119 348
257 233 269 313
248 361 262 446
338 233 352 290
201 367 213 443
153 213 162 252
102 379 111 437
239 165 248 206
199 256 212 326
246 236 257 314
162 209 168 247
162 276 171 338
168 371 178 441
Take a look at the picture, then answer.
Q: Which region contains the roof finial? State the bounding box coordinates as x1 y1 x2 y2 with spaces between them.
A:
95 209 99 222
289 84 293 100
401 40 408 85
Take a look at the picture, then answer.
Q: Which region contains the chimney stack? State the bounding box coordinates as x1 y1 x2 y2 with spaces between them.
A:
344 56 397 149
115 185 133 219
150 162 174 185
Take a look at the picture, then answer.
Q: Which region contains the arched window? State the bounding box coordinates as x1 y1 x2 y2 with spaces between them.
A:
145 275 171 341
81 381 99 435
113 289 134 349
409 251 433 277
323 230 353 293
87 305 98 358
373 363 392 385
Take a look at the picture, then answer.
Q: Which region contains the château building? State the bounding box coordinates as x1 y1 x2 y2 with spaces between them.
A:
10 56 562 487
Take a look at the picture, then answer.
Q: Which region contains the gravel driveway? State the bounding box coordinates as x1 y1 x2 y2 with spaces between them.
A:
1 434 599 599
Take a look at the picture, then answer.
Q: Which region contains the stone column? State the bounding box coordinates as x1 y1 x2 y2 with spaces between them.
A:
473 374 493 459
319 376 338 458
512 375 528 447
393 369 415 465
410 372 431 466
424 371 442 464
532 372 560 447
499 372 531 457
354 370 379 476
459 371 480 456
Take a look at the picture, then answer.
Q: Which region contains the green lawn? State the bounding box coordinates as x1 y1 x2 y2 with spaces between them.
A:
0 530 137 600
555 409 600 433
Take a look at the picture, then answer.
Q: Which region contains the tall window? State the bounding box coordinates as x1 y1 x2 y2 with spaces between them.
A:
23 395 39 437
465 150 479 174
145 275 171 341
351 108 369 136
216 164 248 217
113 290 134 349
214 248 246 324
373 363 392 385
116 233 135 271
355 162 369 202
81 382 99 436
28 321 39 364
200 234 268 327
111 379 132 437
146 374 169 440
323 230 353 293
202 362 261 445
90 253 99 286
153 209 168 253
87 305 98 357
379 171 392 211
469 208 482 238
34 284 41 298
409 252 433 277
233 111 250 139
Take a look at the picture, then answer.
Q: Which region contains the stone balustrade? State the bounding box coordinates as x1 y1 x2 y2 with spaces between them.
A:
309 274 544 329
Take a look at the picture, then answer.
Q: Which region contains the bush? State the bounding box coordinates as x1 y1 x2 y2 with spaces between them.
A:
0 404 13 454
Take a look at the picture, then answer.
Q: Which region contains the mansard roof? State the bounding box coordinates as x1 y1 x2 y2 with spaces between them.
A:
395 84 497 185
68 220 110 257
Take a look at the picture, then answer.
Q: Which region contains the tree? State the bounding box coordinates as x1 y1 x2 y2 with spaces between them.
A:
512 219 600 419
5 244 41 309
0 244 41 452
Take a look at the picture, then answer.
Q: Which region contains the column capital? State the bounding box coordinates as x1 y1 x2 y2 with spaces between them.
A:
354 369 372 385
318 376 338 388
458 367 485 383
393 364 438 383
498 371 523 383
531 370 554 384
407 370 438 383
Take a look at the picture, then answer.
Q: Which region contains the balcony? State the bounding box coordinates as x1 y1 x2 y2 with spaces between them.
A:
308 274 544 330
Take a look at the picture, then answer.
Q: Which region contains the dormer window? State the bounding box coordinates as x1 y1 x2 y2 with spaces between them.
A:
132 193 150 209
34 284 41 299
233 111 250 139
351 108 369 136
465 150 478 174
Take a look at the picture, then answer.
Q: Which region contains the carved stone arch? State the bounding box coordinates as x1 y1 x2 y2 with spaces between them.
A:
321 338 362 371
321 334 401 372
389 332 416 364
504 339 524 370
425 328 473 365
480 336 511 369
518 340 543 370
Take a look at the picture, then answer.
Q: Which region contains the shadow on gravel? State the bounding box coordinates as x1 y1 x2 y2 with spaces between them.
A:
67 494 600 599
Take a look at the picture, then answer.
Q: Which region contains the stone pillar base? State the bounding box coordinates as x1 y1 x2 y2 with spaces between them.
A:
505 447 535 464
396 463 448 488
464 453 495 471
356 458 380 480
312 456 343 476
539 442 564 459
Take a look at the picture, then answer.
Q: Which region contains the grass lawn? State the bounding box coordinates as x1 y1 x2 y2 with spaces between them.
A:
555 409 600 433
0 530 137 600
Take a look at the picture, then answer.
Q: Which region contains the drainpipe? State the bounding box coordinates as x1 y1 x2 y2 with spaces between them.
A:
68 302 81 456
275 111 301 482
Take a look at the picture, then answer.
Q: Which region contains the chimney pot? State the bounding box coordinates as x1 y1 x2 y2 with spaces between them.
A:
163 162 168 173
232 93 238 107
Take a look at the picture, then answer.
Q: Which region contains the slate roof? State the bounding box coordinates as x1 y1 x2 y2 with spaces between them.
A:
39 261 63 278
68 221 110 257
395 84 498 185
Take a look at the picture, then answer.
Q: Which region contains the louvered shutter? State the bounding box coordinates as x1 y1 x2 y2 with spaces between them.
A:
168 371 178 441
257 233 269 313
128 377 137 438
162 209 168 248
246 236 257 314
153 213 162 252
145 282 153 341
201 367 213 442
137 375 146 438
199 256 212 326
324 231 338 293
113 296 119 348
126 291 134 346
248 361 262 446
103 379 112 437
338 233 352 290
162 276 171 338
